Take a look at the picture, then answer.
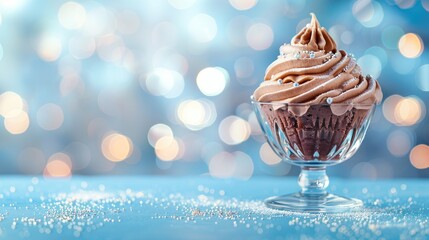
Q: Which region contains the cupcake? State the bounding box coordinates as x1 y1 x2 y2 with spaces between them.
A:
253 13 382 161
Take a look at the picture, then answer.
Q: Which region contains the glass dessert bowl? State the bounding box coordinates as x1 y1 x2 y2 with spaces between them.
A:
252 97 376 212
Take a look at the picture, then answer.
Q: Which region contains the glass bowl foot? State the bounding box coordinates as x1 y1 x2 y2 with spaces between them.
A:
265 193 363 213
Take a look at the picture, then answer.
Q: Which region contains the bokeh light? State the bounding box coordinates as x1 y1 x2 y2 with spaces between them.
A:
148 124 174 147
44 152 72 178
387 129 414 157
4 110 29 134
0 1 428 178
423 0 429 11
395 0 416 9
0 0 24 11
246 23 274 51
84 4 116 36
144 68 184 98
168 0 197 10
357 54 382 79
36 103 64 131
37 34 62 61
394 97 425 126
382 95 425 126
409 144 429 169
209 151 254 180
196 67 229 96
0 91 24 118
234 57 254 79
58 1 87 29
381 25 404 50
352 0 384 28
154 136 180 161
416 64 429 91
218 115 251 145
398 33 424 58
259 143 281 165
68 35 96 59
101 133 133 162
351 162 377 179
229 0 258 11
188 14 217 43
177 99 216 131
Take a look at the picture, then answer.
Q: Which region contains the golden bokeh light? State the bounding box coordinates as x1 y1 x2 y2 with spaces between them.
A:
0 91 24 118
101 133 133 162
147 123 173 147
218 115 251 145
409 144 429 169
382 95 425 126
154 136 180 161
177 99 216 131
394 97 423 126
44 152 72 178
44 160 71 177
259 143 282 165
398 33 423 58
4 110 29 134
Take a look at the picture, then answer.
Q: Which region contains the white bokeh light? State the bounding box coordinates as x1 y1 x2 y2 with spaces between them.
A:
37 34 62 62
196 67 229 96
357 54 382 79
144 68 184 98
352 0 384 28
246 23 273 51
188 14 217 43
416 64 429 91
229 0 258 10
168 0 197 9
68 35 96 59
36 103 64 131
58 1 87 29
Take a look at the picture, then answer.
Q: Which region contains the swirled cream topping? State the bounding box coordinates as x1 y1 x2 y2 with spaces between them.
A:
253 13 382 115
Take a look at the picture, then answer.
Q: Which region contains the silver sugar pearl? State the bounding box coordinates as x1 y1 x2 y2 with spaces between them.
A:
326 97 333 105
293 82 299 87
309 51 315 59
294 52 301 59
277 79 283 85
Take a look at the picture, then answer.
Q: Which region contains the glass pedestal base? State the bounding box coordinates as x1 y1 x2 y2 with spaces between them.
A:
265 192 363 213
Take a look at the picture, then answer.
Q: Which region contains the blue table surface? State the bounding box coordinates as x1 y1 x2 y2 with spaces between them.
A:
0 176 428 240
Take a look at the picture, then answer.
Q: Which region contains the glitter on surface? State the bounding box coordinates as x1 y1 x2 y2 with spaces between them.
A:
0 177 428 239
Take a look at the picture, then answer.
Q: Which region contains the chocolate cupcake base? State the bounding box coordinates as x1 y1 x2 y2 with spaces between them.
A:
261 105 372 161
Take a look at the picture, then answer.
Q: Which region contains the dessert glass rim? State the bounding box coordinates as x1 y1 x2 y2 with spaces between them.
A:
250 95 375 107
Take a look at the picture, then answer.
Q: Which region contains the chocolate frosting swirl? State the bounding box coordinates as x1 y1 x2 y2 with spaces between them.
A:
253 13 383 116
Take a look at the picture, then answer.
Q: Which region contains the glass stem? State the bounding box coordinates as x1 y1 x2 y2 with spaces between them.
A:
298 166 329 197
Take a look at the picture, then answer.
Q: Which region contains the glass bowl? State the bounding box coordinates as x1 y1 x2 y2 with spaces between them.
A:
251 97 376 213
